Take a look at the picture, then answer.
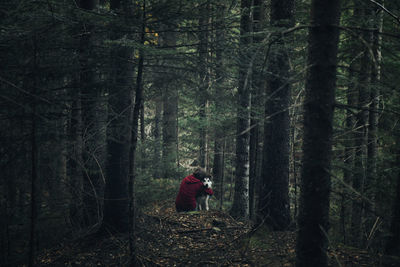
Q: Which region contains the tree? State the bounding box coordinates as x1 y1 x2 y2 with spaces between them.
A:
350 3 372 246
103 0 136 232
128 1 146 263
366 2 383 214
161 26 178 179
230 0 252 220
258 0 294 230
152 94 162 178
386 144 400 255
212 2 227 210
78 0 108 228
28 34 39 267
295 0 341 266
249 0 264 221
198 0 210 169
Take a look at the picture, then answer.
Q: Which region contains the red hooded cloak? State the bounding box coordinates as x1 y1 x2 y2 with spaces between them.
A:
175 174 213 212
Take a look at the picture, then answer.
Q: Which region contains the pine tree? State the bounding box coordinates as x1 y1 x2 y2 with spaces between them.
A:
296 0 341 266
258 0 294 230
230 0 252 220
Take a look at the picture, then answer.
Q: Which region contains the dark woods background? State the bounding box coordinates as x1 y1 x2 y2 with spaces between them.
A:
1 0 400 266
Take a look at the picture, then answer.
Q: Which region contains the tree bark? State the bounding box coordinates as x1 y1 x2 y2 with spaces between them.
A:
350 6 371 246
78 0 107 228
295 0 341 266
212 3 226 210
249 0 264 222
364 5 383 248
103 0 134 233
341 65 357 244
128 2 145 263
258 0 294 230
230 0 252 220
367 3 382 213
198 1 210 169
68 81 84 227
161 26 178 179
140 99 145 170
28 35 39 267
386 146 400 256
153 95 162 178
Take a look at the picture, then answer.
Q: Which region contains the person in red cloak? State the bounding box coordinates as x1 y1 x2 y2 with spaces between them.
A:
175 168 213 212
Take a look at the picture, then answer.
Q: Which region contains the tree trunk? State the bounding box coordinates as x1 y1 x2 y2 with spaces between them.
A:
365 5 382 248
351 5 371 246
212 3 226 210
249 0 264 222
103 0 134 233
367 3 382 211
28 35 39 267
68 81 84 227
140 99 145 170
258 0 294 230
295 0 341 266
230 0 252 220
341 66 357 244
198 1 210 169
385 146 400 256
153 95 162 178
128 3 145 263
161 27 178 179
78 0 107 228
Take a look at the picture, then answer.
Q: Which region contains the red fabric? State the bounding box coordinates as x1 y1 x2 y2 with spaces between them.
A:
175 174 213 212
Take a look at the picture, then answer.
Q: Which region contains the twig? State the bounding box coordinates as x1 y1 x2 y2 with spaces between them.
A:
174 226 244 234
369 0 400 25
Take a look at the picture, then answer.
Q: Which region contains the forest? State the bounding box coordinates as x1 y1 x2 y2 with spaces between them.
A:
1 0 400 266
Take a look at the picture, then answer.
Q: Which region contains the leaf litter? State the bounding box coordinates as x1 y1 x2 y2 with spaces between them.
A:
36 199 397 266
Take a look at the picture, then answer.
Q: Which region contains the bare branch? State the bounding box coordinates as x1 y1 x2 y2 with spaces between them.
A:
369 0 400 25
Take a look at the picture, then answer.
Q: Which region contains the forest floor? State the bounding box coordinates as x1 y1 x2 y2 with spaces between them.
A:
37 200 399 266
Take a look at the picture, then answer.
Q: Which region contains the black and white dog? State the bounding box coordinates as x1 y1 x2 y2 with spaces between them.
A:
196 177 212 211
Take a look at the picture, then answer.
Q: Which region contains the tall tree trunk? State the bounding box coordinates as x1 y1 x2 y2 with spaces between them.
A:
258 0 294 230
78 0 107 228
212 3 226 210
341 66 357 244
153 94 162 178
0 195 9 265
367 3 382 211
128 3 145 263
365 5 383 248
350 6 371 246
198 1 210 169
161 27 178 179
28 35 39 267
140 100 145 170
103 0 134 232
230 0 252 220
386 145 400 255
68 81 84 227
249 0 264 221
295 0 341 266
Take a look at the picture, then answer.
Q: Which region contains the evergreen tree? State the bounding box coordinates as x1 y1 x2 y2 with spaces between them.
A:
296 0 341 266
258 0 294 230
230 0 253 220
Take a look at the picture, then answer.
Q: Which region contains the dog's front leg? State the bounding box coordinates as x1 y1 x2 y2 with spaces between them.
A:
195 197 200 211
205 195 209 211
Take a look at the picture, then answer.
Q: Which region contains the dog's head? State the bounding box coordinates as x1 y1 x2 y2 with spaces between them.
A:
193 167 211 180
203 177 212 189
193 168 213 188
